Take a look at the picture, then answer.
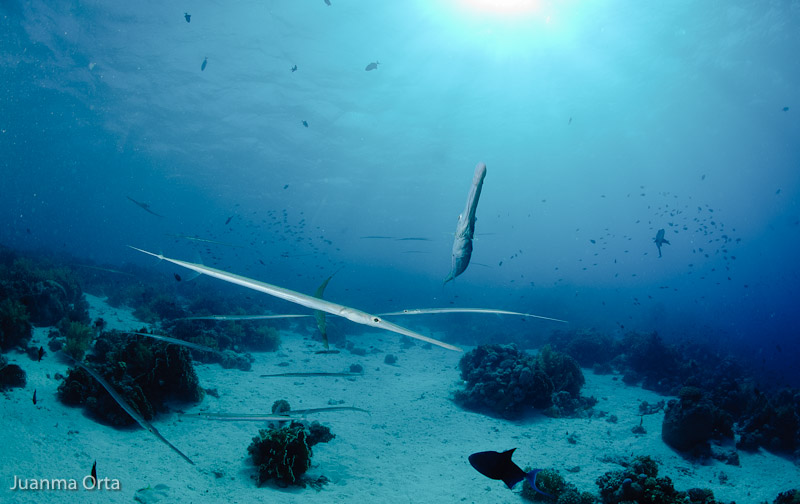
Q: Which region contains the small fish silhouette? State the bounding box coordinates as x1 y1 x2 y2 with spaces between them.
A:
184 13 191 23
291 65 297 72
324 0 331 5
302 120 308 127
201 57 208 71
174 273 182 282
365 61 379 71
33 390 37 405
37 346 44 362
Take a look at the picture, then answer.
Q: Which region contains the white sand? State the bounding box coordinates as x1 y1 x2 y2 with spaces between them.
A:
1 295 796 503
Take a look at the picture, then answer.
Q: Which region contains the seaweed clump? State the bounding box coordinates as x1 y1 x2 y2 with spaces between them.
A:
248 419 334 486
61 320 94 360
453 344 591 419
58 331 203 426
0 298 32 351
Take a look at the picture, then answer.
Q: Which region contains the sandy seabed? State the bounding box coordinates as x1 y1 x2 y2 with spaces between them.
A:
0 294 797 504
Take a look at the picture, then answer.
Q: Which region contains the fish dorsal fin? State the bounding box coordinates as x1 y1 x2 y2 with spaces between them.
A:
502 448 516 460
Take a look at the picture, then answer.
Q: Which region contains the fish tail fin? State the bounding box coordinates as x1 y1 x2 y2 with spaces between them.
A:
525 469 555 499
663 239 670 245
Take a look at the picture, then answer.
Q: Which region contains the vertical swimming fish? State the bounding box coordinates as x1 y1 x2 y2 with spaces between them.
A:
653 228 670 258
32 389 37 405
444 162 487 284
90 461 97 485
201 57 208 71
37 346 44 361
184 13 191 23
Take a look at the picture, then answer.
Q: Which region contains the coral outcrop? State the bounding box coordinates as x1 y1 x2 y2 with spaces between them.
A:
248 419 334 486
453 344 590 419
58 331 203 425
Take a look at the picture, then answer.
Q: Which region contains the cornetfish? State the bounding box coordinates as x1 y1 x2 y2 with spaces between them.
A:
129 247 461 352
444 162 487 284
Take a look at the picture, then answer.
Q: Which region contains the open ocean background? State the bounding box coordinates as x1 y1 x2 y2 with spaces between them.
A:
2 1 799 386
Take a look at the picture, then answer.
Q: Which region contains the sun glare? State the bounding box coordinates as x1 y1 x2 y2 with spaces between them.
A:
456 0 543 16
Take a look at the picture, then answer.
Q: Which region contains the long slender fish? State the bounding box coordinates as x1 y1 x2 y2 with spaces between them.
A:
260 372 363 378
444 162 487 284
130 247 461 352
177 314 313 321
176 308 566 324
185 406 368 422
126 196 165 218
183 413 301 422
166 234 243 248
379 308 567 323
66 355 194 465
125 332 220 354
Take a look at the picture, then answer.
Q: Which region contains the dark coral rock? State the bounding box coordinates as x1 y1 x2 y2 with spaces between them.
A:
306 421 335 446
738 388 800 454
272 399 291 414
220 350 253 371
242 324 281 352
0 363 27 389
248 421 334 486
57 331 203 426
548 329 617 368
454 344 554 418
595 456 713 504
537 345 585 397
384 354 397 365
773 489 800 504
662 388 733 454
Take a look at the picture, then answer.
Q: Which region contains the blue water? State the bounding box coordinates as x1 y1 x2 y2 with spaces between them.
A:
2 1 799 384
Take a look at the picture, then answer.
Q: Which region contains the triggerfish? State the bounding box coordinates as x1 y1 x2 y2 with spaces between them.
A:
444 162 487 284
469 449 553 498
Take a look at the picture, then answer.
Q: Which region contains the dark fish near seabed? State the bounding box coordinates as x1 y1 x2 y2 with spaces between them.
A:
32 390 37 405
201 57 208 71
365 61 379 71
469 449 553 497
184 12 191 23
37 346 44 361
444 162 487 284
90 461 97 485
174 273 182 282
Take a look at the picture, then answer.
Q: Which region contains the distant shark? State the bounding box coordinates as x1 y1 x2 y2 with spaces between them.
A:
654 228 670 257
444 162 487 284
127 196 164 218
